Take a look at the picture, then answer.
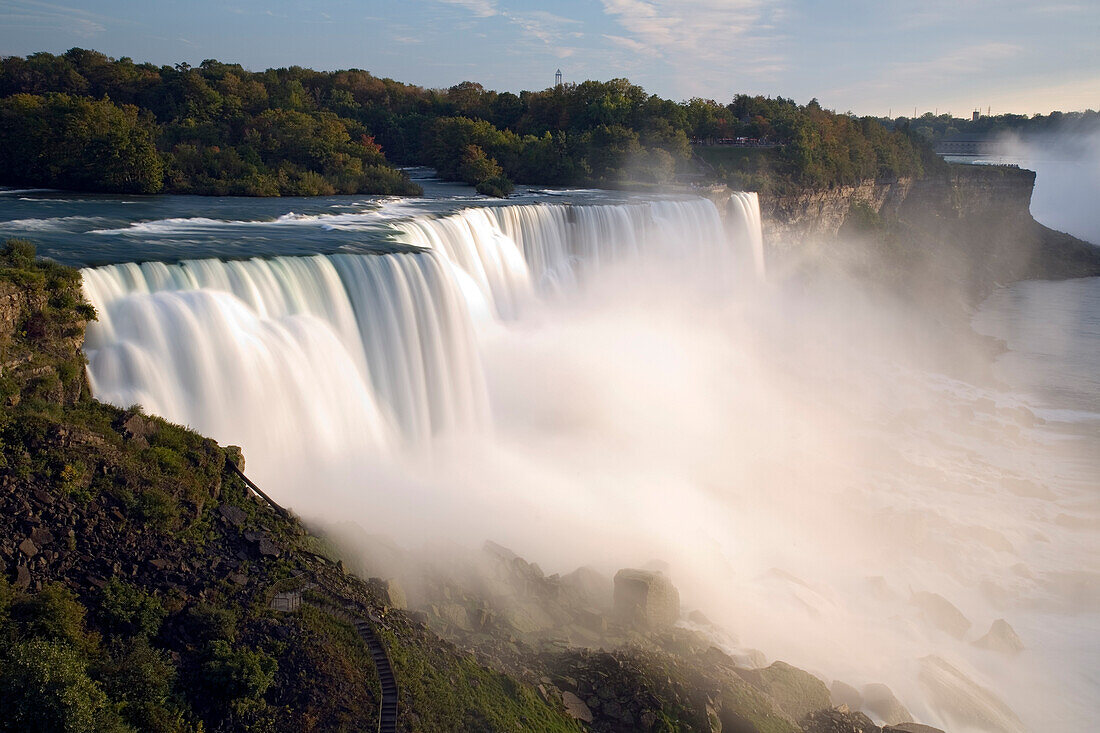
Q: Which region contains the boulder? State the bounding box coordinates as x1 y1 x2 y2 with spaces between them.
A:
862 683 913 725
613 568 680 628
884 725 945 733
18 538 38 558
830 680 864 710
561 691 593 723
973 619 1024 654
561 565 613 610
218 504 247 527
910 591 971 638
737 661 831 722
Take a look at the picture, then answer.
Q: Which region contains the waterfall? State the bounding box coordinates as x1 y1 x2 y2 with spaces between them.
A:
81 195 759 464
393 197 743 317
726 192 765 278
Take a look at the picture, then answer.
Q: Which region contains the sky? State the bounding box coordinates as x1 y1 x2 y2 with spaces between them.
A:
0 0 1097 116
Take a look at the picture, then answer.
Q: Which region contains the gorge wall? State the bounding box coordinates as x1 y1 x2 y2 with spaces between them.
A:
755 165 1100 306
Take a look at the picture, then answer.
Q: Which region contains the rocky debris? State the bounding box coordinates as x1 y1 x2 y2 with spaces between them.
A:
801 708 882 733
15 563 31 589
973 619 1024 654
561 690 593 723
830 680 863 710
613 568 680 628
910 591 971 639
918 655 1025 733
736 661 831 722
862 683 913 725
883 725 945 733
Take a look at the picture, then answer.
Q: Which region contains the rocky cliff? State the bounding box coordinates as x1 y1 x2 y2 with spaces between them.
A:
757 165 1100 306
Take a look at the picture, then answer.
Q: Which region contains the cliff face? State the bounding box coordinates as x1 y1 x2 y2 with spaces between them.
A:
757 165 1100 306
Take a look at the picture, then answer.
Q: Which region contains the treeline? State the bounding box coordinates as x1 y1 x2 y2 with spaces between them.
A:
0 50 420 197
0 49 934 196
881 109 1100 142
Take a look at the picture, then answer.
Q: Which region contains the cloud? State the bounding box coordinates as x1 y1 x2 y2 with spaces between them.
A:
598 0 788 95
1 0 109 37
433 0 499 18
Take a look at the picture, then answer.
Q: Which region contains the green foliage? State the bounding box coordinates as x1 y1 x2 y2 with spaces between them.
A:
200 640 278 703
476 176 514 198
0 639 127 733
0 93 162 193
99 578 166 638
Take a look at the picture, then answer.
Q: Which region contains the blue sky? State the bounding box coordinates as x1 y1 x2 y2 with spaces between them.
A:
1 0 1096 116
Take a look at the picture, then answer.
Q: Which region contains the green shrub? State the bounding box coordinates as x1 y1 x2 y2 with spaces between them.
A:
200 640 278 703
0 638 126 733
99 579 166 638
476 176 514 198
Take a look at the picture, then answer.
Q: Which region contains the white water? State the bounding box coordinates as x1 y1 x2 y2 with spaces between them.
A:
79 192 1096 732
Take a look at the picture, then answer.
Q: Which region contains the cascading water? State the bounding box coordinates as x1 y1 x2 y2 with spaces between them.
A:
727 191 765 278
82 196 749 454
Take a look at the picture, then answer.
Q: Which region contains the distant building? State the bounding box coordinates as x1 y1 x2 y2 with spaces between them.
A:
555 69 563 87
973 109 980 121
933 133 997 156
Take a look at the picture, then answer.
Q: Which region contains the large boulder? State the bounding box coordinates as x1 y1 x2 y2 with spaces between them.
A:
737 661 832 722
613 569 680 628
862 683 913 725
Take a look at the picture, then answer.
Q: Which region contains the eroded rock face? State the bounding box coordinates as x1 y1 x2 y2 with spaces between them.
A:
613 568 680 628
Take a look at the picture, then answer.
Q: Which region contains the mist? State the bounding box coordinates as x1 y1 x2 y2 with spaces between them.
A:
996 123 1100 245
81 199 1098 732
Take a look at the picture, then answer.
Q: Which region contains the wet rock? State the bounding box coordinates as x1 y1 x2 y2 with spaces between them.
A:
884 725 945 733
801 708 882 733
973 619 1024 654
918 655 1025 733
830 680 864 710
910 591 971 638
376 578 406 610
561 565 613 610
687 609 713 626
561 691 593 723
613 568 680 628
862 683 913 725
737 660 831 721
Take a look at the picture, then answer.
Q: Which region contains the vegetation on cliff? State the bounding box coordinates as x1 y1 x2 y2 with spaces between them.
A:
1 49 934 196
